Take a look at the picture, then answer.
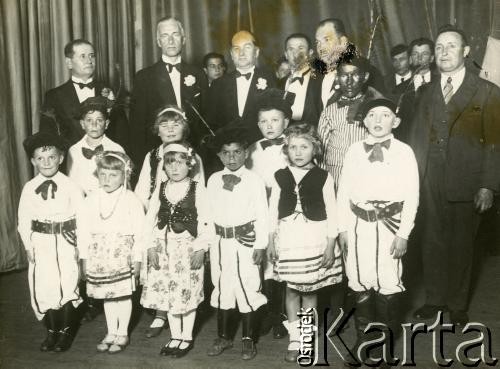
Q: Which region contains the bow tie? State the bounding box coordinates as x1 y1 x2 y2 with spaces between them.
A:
222 174 241 191
82 145 103 159
236 71 252 80
73 80 95 90
165 62 180 73
35 179 58 200
289 75 304 85
363 139 391 163
260 137 284 150
337 95 364 108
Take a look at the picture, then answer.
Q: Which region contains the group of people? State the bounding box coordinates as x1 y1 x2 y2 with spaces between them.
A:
17 14 500 367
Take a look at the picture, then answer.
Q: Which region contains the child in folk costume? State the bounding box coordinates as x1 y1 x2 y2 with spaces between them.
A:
18 132 84 352
337 99 419 366
267 123 343 362
140 143 211 358
246 88 291 340
206 125 269 361
79 151 145 353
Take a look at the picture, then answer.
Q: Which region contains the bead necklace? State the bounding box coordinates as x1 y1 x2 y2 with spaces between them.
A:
164 177 191 205
99 186 124 220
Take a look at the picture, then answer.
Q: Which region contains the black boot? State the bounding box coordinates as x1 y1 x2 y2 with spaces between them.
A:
207 309 234 356
40 309 59 352
373 293 400 367
241 312 257 360
346 290 375 366
54 302 75 352
270 281 287 339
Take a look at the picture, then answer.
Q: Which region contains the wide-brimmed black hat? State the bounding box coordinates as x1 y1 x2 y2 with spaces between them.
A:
360 98 398 119
206 120 251 152
254 88 294 119
79 96 111 119
23 131 68 157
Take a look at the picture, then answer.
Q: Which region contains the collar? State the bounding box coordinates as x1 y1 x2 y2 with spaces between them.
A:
395 70 412 81
291 66 311 78
236 66 255 75
83 134 107 148
365 133 394 145
35 171 62 184
161 55 181 65
72 76 94 84
441 66 466 85
222 165 246 176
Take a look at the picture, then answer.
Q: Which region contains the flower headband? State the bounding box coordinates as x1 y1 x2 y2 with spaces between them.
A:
157 107 187 120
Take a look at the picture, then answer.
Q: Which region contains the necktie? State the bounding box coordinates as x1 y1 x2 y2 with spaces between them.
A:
82 145 104 159
236 71 252 80
35 180 58 200
260 137 285 150
165 63 180 73
443 77 453 104
222 174 241 191
289 75 304 85
363 139 391 163
73 81 95 90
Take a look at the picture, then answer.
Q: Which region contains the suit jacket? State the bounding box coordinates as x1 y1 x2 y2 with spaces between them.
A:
383 73 412 102
278 71 322 126
129 60 208 163
408 69 500 201
206 67 277 143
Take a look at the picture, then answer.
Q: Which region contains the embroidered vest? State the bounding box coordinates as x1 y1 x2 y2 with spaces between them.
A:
148 147 161 200
275 166 327 221
157 180 198 237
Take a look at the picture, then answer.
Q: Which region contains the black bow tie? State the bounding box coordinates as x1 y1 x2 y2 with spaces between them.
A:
289 75 304 85
222 174 241 191
82 145 103 159
73 80 95 90
363 139 391 162
35 179 58 200
236 71 252 80
165 62 180 73
260 137 284 150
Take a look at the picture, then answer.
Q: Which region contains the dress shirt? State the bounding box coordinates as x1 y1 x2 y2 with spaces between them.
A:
395 71 412 85
72 76 95 103
413 70 432 91
246 136 288 190
162 55 182 107
321 70 337 109
285 67 311 120
236 67 255 117
440 66 466 97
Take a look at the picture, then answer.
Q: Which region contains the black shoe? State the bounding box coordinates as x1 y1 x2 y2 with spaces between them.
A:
84 305 101 322
53 328 73 352
172 340 193 358
160 338 182 356
259 313 273 336
273 322 288 339
40 330 58 352
241 338 257 360
413 304 446 320
450 310 469 326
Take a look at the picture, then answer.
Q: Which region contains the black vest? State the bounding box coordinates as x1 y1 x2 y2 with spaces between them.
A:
275 166 328 221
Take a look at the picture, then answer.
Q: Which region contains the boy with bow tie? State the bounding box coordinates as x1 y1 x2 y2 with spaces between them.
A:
18 132 85 352
206 124 268 360
336 98 419 366
67 96 125 196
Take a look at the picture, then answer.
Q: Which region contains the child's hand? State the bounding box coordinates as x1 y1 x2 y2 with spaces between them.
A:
390 236 408 259
80 259 87 281
133 261 141 279
26 250 34 264
267 243 278 264
253 249 265 265
338 232 348 258
147 248 160 270
190 250 205 270
320 243 335 269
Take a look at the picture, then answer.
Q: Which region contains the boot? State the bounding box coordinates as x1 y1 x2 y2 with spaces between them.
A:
373 293 400 367
54 302 75 352
271 281 287 339
241 312 257 360
346 290 376 366
207 309 234 356
259 280 273 336
40 309 59 352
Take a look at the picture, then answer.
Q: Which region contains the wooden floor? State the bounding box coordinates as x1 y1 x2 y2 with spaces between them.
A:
1 254 499 369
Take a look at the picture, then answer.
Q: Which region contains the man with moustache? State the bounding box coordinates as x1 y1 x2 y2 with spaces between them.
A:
409 25 500 325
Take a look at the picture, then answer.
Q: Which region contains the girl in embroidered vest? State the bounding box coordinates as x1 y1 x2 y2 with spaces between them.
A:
79 151 145 353
267 123 342 362
134 105 205 211
140 143 211 357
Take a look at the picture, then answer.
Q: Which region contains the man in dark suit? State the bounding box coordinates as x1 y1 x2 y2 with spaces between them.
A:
206 30 276 144
203 52 227 87
279 33 322 127
129 17 208 164
409 26 500 326
383 44 412 101
42 39 126 148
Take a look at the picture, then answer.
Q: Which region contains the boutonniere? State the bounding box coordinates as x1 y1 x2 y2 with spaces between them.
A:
184 75 196 87
256 78 267 90
101 87 115 113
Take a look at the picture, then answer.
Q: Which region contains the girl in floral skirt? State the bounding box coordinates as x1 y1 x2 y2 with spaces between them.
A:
141 142 211 358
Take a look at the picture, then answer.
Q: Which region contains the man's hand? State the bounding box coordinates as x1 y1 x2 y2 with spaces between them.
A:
474 188 494 213
390 236 408 259
190 250 205 270
338 232 348 258
253 249 265 265
147 248 160 270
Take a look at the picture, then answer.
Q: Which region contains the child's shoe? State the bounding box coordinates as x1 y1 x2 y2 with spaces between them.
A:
241 337 257 360
96 334 116 352
53 327 74 352
108 335 129 354
160 338 182 356
172 340 193 358
207 337 233 356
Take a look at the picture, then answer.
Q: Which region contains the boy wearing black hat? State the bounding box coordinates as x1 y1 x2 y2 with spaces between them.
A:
206 125 268 360
18 132 85 352
67 96 125 196
336 98 419 366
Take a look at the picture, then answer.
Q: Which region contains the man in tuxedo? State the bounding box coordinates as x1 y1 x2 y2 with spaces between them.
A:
383 44 412 100
203 52 227 87
279 33 321 126
206 30 276 144
409 26 500 325
42 40 126 148
129 17 208 164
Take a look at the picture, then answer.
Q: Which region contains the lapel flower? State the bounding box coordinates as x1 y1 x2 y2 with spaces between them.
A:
101 87 115 101
256 78 267 90
184 75 196 87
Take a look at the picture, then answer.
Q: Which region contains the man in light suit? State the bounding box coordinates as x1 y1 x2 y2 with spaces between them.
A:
206 30 276 144
409 25 500 326
129 17 208 164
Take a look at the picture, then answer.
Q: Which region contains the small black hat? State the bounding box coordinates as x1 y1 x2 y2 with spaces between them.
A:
23 131 68 157
208 121 250 152
254 88 294 119
361 98 398 119
79 96 111 119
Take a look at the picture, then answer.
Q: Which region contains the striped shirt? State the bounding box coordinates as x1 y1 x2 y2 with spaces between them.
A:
317 102 367 188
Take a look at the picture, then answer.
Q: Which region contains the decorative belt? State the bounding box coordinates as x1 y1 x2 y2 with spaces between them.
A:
215 221 254 239
350 201 403 222
31 219 76 234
